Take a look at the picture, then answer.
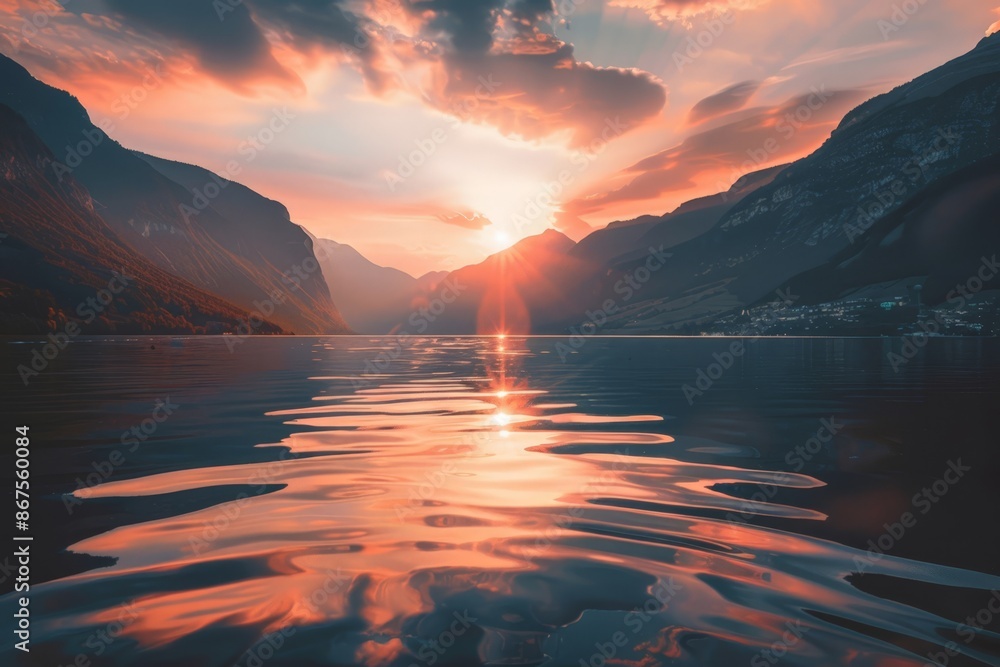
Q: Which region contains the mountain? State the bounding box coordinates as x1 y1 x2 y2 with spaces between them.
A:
777 33 1000 311
4 29 998 338
0 104 280 335
542 33 1000 334
406 229 583 334
0 54 350 335
310 236 422 334
361 160 786 335
784 152 1000 310
416 271 450 291
569 164 788 268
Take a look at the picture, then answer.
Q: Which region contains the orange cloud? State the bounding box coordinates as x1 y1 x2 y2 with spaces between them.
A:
688 80 760 123
564 86 870 219
101 0 304 94
435 210 493 229
376 2 668 146
609 0 769 24
422 44 666 147
6 0 666 149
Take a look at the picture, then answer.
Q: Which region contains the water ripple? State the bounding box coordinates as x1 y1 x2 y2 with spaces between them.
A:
5 336 1000 667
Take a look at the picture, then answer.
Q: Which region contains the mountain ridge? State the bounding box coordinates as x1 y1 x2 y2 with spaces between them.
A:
530 34 1000 335
0 54 351 335
0 103 282 335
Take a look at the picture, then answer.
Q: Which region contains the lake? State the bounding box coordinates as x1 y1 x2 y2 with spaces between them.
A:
2 336 1000 667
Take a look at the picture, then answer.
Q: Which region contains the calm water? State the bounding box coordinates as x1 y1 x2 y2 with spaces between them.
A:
3 336 1000 667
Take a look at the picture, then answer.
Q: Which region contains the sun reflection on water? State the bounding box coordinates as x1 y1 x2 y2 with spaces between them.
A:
22 336 1000 667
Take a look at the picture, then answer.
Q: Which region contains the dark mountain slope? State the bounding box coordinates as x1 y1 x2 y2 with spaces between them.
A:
0 54 349 334
409 230 583 335
548 34 1000 333
783 153 1000 308
135 152 352 332
0 104 280 335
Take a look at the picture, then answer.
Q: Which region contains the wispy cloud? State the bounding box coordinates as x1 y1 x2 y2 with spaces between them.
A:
609 0 769 25
688 80 759 123
564 87 869 217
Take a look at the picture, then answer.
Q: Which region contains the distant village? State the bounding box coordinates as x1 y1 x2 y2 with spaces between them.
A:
709 286 1000 336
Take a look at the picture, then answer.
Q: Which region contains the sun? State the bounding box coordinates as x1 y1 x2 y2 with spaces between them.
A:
492 229 513 249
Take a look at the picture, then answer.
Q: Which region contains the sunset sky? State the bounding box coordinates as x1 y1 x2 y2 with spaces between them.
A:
2 0 998 276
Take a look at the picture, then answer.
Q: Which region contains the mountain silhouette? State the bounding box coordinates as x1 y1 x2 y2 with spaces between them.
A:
0 54 350 334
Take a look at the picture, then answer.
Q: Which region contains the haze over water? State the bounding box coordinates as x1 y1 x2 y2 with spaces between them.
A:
3 337 1000 667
